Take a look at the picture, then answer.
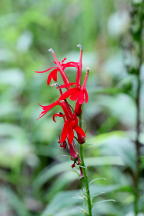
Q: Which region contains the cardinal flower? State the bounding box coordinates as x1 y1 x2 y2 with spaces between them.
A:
59 70 89 115
39 100 86 144
38 98 85 169
59 115 86 145
38 101 59 119
35 49 79 85
35 45 89 172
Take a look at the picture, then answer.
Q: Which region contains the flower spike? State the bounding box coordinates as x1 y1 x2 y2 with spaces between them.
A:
35 46 88 169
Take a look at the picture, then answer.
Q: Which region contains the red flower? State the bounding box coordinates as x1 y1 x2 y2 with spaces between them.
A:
59 117 85 145
38 101 59 119
38 100 86 144
59 70 89 115
38 99 84 169
55 101 86 144
35 49 79 85
35 46 89 171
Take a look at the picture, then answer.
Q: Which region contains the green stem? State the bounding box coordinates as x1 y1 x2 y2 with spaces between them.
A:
131 1 144 215
79 116 92 216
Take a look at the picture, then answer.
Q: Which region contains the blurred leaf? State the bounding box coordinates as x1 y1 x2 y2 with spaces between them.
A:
33 161 75 191
41 190 81 216
0 123 34 168
90 184 132 199
34 155 124 191
87 131 136 171
5 187 31 216
45 171 78 201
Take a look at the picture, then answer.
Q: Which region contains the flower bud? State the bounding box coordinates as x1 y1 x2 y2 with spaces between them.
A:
77 134 85 144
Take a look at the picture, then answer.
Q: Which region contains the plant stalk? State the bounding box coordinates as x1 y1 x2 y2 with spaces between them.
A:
79 115 92 216
131 1 144 215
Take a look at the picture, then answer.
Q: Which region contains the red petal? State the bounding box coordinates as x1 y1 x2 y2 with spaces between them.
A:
59 88 78 100
75 125 86 144
38 101 59 119
69 90 79 100
59 82 76 89
75 126 86 137
47 69 58 85
77 90 85 104
35 66 56 73
59 101 74 119
74 102 82 116
63 61 79 68
67 129 74 144
60 121 69 143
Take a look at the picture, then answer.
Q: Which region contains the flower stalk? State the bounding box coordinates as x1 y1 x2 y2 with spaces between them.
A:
35 45 93 214
79 115 92 216
130 1 144 215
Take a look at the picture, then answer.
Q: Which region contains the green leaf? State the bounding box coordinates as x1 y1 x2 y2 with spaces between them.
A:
45 171 79 201
5 187 31 216
41 191 81 216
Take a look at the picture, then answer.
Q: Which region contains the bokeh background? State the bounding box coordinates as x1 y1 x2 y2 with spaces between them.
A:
1 0 144 216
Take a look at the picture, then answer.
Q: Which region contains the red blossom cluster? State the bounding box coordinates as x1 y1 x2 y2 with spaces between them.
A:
35 45 89 169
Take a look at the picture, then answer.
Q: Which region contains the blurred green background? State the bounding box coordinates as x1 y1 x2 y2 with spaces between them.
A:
1 0 144 216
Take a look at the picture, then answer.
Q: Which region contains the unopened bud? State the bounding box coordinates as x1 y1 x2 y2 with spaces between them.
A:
77 135 85 144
